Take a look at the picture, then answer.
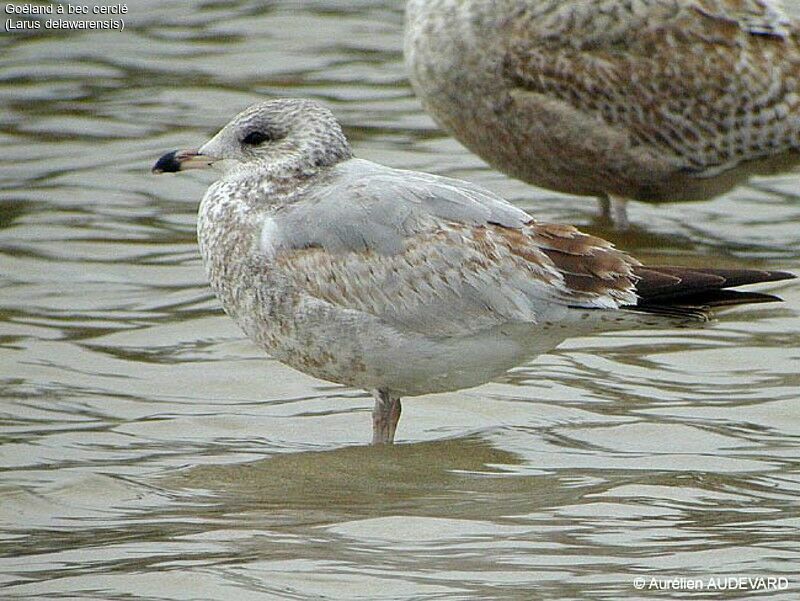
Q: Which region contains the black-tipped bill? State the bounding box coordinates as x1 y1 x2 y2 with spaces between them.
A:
152 149 213 174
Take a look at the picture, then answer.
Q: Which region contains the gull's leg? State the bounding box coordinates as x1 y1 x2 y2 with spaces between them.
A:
607 194 630 230
598 195 612 221
371 389 402 445
598 195 631 230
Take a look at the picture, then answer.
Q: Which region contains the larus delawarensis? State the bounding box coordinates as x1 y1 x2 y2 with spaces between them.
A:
405 0 800 228
153 99 793 444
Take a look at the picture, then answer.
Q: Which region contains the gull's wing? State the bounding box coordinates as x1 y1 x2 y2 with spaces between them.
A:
502 0 800 177
265 161 638 337
275 159 531 255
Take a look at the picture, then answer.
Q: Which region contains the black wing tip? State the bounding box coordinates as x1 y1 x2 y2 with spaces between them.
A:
627 290 786 321
633 266 796 302
759 270 797 284
629 266 795 318
706 291 785 305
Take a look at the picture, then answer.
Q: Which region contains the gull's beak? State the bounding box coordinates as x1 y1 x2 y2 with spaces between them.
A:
152 148 217 174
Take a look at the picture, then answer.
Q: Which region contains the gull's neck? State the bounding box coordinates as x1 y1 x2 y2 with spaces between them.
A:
211 152 340 210
196 151 353 310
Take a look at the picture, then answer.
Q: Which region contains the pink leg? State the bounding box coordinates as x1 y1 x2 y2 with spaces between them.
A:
371 389 402 445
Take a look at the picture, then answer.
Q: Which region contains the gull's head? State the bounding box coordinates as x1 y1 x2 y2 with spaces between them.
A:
152 98 353 176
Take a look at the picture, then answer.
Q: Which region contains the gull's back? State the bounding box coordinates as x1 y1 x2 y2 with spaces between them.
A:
273 158 530 255
249 158 638 339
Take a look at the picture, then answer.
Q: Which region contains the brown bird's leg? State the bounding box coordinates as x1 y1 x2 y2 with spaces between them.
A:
371 389 402 445
607 194 630 230
598 194 630 230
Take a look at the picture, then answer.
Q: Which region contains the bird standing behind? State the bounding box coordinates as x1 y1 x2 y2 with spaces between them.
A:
405 0 800 228
153 99 793 444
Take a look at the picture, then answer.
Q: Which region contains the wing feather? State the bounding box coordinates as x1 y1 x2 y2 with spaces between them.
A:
274 159 530 255
263 159 639 337
274 221 638 337
502 0 800 176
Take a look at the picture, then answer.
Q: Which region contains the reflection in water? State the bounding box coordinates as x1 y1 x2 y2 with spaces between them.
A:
1 0 799 599
170 437 528 514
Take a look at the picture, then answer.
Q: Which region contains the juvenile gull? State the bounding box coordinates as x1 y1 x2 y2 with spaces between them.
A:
153 99 794 444
405 0 800 228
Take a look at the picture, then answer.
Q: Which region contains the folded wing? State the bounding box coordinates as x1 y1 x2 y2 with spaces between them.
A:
267 161 639 337
502 0 800 177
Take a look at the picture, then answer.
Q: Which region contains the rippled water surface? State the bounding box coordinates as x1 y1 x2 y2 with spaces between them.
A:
2 2 800 599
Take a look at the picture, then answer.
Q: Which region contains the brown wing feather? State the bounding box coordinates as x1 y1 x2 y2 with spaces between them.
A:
510 222 639 305
275 216 793 328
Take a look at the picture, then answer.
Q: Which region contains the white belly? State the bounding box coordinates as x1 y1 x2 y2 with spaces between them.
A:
349 321 569 396
241 292 572 397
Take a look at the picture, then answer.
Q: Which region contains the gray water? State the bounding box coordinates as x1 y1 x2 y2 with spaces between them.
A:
1 2 799 599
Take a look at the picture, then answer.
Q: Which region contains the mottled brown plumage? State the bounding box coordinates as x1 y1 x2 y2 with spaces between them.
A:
405 0 800 226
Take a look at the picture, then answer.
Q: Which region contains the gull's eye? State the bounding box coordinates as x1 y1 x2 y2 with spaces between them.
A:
241 131 271 145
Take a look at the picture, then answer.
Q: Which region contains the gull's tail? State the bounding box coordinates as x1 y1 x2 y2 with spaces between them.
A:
627 266 795 320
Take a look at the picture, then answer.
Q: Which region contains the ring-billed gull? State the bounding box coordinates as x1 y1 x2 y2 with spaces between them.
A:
153 98 794 444
405 0 800 228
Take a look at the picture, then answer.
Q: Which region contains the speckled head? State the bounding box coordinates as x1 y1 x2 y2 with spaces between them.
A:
152 98 353 176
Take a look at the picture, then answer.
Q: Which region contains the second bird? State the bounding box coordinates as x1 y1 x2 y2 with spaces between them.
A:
405 0 800 228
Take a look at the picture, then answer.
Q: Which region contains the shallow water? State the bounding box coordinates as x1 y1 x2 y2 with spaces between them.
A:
1 1 799 599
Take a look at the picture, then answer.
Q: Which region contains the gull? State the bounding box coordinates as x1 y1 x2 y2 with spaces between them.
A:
153 98 793 445
405 0 800 228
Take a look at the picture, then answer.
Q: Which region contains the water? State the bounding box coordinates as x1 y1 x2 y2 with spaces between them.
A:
1 1 799 599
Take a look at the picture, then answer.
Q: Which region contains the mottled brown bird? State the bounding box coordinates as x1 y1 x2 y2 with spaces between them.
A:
405 0 800 227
